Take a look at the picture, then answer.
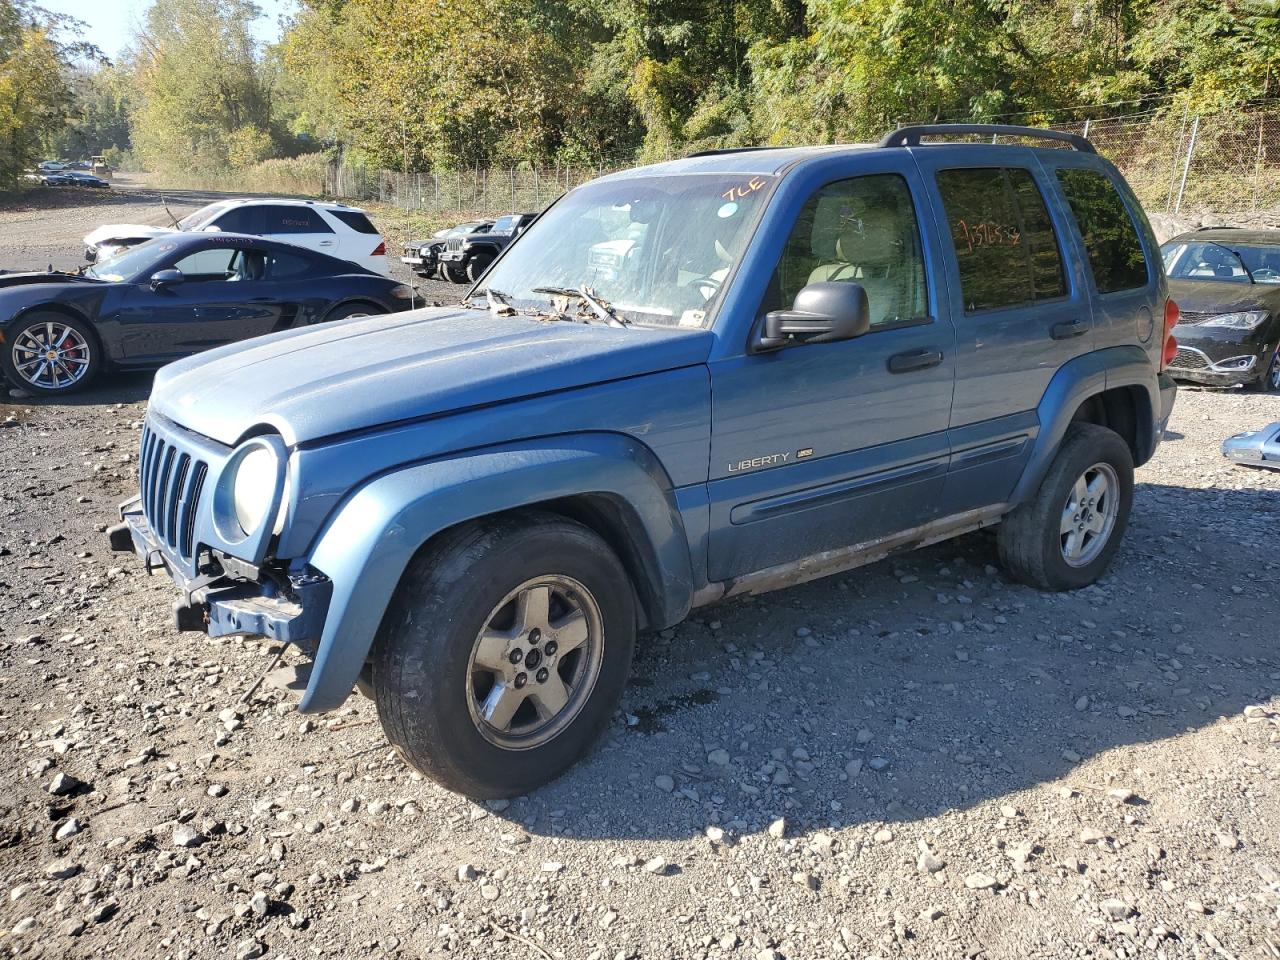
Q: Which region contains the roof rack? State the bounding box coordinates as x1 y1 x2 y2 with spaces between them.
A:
1194 224 1240 231
878 124 1096 154
686 145 794 158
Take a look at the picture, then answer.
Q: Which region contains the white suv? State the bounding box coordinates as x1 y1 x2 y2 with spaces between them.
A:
84 199 390 276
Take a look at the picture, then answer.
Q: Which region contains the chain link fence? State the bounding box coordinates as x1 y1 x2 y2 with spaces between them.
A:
325 101 1280 223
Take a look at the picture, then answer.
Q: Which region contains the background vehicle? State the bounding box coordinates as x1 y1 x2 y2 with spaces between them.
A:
37 160 69 172
0 233 414 396
90 155 113 180
111 125 1176 799
438 212 536 282
61 170 110 189
1161 227 1280 391
1222 421 1280 469
401 220 493 279
83 198 391 275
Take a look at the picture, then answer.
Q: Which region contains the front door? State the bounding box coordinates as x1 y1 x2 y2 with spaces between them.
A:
707 167 957 583
116 247 287 361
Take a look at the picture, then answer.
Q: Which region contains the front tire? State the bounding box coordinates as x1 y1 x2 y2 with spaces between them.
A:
1251 346 1280 393
466 253 494 284
372 512 637 798
1 312 100 396
441 261 467 283
997 422 1134 591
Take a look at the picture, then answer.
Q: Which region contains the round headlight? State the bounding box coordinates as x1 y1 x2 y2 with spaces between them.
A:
232 446 279 535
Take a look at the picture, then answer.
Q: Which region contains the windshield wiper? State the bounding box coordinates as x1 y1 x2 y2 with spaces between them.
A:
1203 241 1256 284
462 287 518 315
531 286 629 327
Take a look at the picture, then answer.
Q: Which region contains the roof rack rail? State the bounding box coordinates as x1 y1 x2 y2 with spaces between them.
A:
686 145 793 158
1194 224 1240 231
878 124 1096 154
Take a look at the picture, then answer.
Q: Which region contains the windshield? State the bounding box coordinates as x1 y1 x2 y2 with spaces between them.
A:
478 174 774 328
177 202 229 231
1162 240 1280 283
86 237 174 281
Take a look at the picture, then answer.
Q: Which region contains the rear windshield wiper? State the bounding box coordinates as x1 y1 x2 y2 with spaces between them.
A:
532 286 629 327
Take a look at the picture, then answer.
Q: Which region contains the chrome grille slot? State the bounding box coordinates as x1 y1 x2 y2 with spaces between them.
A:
138 423 210 564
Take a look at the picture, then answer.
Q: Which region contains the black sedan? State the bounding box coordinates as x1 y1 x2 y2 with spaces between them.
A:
1162 228 1280 391
0 233 416 396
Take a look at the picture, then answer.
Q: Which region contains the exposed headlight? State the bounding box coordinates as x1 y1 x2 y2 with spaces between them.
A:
1201 310 1269 330
232 446 280 535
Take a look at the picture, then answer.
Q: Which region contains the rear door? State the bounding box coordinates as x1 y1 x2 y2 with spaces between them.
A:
260 204 340 260
707 161 957 582
913 151 1096 514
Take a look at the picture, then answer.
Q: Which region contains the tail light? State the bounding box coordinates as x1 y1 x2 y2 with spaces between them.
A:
371 241 386 256
1160 299 1179 370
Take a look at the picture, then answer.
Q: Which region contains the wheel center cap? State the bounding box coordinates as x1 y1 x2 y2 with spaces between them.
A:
524 648 543 670
46 350 57 360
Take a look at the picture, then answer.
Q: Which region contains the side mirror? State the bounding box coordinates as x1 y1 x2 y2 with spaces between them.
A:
756 281 871 351
150 268 183 291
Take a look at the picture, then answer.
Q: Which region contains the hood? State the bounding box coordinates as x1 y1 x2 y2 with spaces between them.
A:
150 307 715 446
1168 278 1279 315
0 271 101 290
83 223 176 246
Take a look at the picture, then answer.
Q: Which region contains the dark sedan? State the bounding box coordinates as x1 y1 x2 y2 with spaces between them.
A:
1162 228 1280 391
0 233 416 396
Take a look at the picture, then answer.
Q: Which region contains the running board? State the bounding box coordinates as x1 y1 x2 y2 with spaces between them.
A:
692 504 1008 607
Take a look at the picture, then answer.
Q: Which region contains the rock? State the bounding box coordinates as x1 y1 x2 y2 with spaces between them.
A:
47 772 81 796
705 826 726 843
1080 827 1106 844
12 917 36 934
172 824 204 848
920 906 945 921
234 939 266 960
1116 705 1137 718
457 864 477 882
964 872 999 890
218 708 243 731
643 857 667 875
855 728 873 744
541 861 564 873
1186 899 1208 914
54 818 83 841
757 949 781 960
599 909 618 929
792 870 817 890
1216 832 1239 850
844 758 862 777
480 884 500 900
1074 695 1089 712
44 858 80 880
707 749 730 766
249 891 269 917
874 828 893 844
868 756 890 772
1101 898 1132 921
767 818 787 839
917 851 946 874
1107 788 1136 803
654 775 675 792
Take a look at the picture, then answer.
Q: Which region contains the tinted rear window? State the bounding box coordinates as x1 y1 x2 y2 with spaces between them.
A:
1055 168 1149 293
936 167 1067 313
263 205 333 234
330 210 379 234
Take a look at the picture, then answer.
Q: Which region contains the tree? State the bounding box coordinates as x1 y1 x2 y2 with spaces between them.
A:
128 0 282 174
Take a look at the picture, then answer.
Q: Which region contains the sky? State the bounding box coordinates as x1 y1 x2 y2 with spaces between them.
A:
39 0 298 61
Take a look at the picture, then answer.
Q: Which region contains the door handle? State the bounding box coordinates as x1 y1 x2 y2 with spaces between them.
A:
887 348 944 374
318 240 336 247
1051 319 1089 340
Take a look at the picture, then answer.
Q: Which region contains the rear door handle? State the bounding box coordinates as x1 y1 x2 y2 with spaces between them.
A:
1051 319 1089 340
318 239 336 247
888 348 944 374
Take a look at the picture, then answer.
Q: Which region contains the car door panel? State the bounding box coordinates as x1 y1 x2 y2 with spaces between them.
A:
707 163 957 584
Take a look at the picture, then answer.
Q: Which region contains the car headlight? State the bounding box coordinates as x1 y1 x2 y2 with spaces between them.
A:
232 446 281 535
390 283 416 300
1201 310 1269 330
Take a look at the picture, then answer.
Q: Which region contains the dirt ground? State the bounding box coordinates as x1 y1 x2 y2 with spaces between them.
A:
1 190 1279 960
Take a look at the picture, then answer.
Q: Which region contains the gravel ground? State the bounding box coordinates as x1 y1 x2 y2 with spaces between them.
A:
1 193 1280 960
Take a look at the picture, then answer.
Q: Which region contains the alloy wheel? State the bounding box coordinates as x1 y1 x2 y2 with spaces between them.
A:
465 575 604 750
10 321 92 391
1060 462 1120 568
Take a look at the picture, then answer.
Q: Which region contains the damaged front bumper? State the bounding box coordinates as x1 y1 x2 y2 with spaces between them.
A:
107 494 332 646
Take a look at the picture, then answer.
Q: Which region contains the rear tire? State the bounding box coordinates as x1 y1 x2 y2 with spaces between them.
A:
372 512 636 798
997 422 1134 591
0 311 101 396
1251 346 1280 393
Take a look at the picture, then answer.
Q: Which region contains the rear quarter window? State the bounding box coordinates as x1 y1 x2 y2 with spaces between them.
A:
1054 168 1150 293
936 167 1067 313
264 205 334 234
330 210 379 234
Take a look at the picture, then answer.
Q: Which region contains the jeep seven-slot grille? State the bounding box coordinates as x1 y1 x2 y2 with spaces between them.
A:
1169 347 1209 371
445 237 464 252
139 425 208 562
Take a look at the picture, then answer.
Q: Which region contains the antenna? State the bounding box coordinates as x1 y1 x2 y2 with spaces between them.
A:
162 194 179 229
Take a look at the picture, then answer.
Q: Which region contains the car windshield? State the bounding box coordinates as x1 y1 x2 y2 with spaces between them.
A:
478 174 774 328
1162 240 1280 283
177 202 229 231
85 237 174 281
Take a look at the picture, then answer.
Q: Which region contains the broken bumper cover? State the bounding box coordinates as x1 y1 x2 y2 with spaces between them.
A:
1222 421 1280 470
108 495 332 645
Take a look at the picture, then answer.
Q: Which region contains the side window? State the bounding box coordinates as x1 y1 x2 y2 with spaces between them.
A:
766 173 928 329
210 207 262 234
172 247 236 280
1054 168 1149 293
264 206 333 234
936 167 1067 313
266 250 315 280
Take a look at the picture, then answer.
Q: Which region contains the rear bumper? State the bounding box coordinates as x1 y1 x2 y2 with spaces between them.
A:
109 495 331 646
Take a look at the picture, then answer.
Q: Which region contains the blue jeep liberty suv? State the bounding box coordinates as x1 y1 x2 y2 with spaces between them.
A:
110 125 1179 798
